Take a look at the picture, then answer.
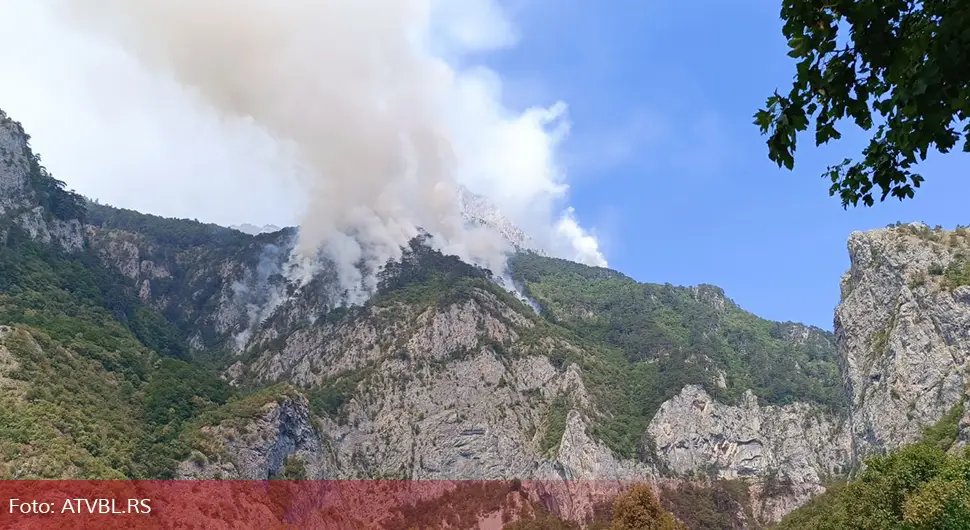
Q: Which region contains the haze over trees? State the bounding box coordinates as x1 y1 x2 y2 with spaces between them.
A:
756 0 970 208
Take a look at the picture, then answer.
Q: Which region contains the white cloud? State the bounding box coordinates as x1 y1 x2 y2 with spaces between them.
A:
0 0 606 271
429 0 518 52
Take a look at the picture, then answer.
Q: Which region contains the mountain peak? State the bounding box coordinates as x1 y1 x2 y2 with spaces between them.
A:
456 186 547 256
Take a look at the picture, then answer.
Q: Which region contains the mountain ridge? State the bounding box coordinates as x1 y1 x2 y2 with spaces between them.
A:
3 107 969 528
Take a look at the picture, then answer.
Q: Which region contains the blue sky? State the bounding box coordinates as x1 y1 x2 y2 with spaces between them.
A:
485 0 969 329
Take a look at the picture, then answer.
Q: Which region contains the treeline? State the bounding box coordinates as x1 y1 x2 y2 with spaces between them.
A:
85 201 252 252
376 235 492 296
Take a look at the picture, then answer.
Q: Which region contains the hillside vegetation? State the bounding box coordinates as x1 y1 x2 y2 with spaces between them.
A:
0 157 242 478
84 201 289 352
508 253 846 458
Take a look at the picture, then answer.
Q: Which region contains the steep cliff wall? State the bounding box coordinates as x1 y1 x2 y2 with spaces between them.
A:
835 223 970 464
648 385 850 522
222 285 649 482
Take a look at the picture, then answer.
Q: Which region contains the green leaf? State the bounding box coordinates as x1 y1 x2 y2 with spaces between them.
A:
756 0 970 207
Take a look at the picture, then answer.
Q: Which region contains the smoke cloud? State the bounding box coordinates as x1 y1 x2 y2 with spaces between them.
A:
0 0 607 298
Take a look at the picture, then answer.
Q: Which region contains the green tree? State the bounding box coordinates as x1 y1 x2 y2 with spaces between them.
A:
610 485 685 530
755 0 970 208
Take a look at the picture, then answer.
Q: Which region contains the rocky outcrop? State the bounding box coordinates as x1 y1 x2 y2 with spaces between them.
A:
0 109 84 251
458 186 545 255
0 110 31 216
648 386 849 482
835 223 970 463
551 410 653 481
239 288 527 385
648 385 850 522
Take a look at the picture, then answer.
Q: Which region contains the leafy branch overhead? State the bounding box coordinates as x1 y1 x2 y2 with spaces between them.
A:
756 0 970 208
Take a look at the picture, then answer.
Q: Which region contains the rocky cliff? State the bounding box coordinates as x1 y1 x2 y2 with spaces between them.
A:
177 389 338 480
222 283 652 482
0 110 84 251
835 223 970 463
647 385 850 522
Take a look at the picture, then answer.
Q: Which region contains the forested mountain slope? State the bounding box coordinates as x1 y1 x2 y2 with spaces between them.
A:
1 110 230 479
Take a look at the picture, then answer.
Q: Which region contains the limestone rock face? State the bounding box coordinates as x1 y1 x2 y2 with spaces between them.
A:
834 225 970 463
232 287 634 481
0 111 31 215
552 410 653 481
457 186 545 256
648 385 850 520
648 386 849 482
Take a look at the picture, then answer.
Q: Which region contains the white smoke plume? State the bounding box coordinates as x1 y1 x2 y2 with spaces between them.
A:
0 0 607 299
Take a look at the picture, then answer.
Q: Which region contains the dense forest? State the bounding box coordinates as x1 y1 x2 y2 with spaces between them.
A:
0 229 237 478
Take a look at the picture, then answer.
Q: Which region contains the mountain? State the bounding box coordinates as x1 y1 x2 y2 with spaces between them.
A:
835 222 970 460
3 107 969 528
